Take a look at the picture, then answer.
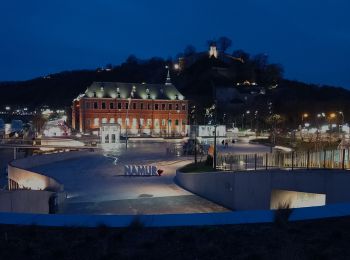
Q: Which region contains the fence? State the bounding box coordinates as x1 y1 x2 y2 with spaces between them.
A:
216 149 350 171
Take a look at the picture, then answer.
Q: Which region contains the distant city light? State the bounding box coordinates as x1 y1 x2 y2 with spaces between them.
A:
5 106 10 111
330 113 336 119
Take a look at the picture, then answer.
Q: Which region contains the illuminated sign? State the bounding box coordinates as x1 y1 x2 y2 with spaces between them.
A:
124 165 159 176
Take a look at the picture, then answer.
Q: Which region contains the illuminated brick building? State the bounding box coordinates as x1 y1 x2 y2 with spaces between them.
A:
72 74 188 136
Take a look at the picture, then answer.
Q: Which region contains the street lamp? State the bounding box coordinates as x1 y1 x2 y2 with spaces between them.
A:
191 105 198 164
125 88 134 149
300 113 309 139
339 111 344 135
301 113 309 123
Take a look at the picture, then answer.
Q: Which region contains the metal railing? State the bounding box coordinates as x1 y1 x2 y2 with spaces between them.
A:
216 149 350 171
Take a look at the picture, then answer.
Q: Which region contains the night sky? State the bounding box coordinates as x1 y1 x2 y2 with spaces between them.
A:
1 0 349 88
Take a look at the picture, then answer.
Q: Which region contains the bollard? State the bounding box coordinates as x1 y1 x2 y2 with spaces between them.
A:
307 150 310 170
265 153 268 170
342 149 346 170
291 151 294 171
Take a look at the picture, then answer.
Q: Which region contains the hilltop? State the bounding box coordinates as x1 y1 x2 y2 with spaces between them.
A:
0 45 349 128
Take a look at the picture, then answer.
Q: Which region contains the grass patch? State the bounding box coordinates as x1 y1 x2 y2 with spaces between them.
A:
179 162 220 173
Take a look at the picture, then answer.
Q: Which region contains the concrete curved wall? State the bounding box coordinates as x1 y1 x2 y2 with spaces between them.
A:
8 164 63 191
176 169 350 210
8 151 90 191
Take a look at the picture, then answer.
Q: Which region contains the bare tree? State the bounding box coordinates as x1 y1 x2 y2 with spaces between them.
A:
184 45 196 57
217 36 232 53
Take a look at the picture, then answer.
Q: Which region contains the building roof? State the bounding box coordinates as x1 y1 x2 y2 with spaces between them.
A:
82 82 186 101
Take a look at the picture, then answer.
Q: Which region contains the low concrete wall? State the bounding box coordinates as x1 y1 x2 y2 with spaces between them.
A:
8 164 63 191
7 151 92 191
0 190 53 214
176 169 350 210
176 171 271 210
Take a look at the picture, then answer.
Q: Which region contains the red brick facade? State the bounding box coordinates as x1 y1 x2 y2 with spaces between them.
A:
72 97 188 136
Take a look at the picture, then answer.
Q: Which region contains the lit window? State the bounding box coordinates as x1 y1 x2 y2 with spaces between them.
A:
162 119 166 126
102 118 107 123
140 118 144 126
154 119 159 127
132 118 137 126
117 118 122 125
147 119 152 126
94 118 99 126
125 118 129 126
110 118 115 123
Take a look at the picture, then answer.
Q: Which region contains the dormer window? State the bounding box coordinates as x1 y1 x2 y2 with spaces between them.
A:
175 94 179 100
146 88 150 94
93 91 97 98
132 86 136 92
147 93 151 99
117 92 121 98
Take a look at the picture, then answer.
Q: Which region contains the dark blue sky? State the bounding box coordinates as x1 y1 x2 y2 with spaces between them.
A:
1 0 349 88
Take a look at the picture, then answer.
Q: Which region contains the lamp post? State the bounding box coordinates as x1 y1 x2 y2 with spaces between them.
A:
213 124 217 169
212 101 218 170
125 89 134 149
191 105 198 164
301 113 309 140
339 111 344 136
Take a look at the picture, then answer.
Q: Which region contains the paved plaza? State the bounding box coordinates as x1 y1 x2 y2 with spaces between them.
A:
28 142 227 214
3 140 270 214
